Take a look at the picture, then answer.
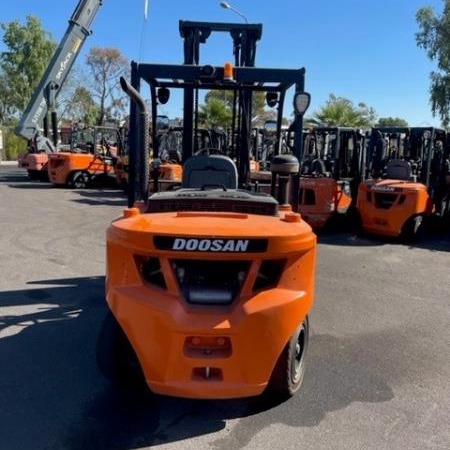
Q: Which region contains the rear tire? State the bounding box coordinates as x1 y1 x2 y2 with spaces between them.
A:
68 171 90 189
266 316 309 400
347 206 364 236
96 311 145 386
401 214 425 243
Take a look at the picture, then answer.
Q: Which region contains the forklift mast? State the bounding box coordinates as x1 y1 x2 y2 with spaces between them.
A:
177 21 263 187
124 21 307 208
128 21 264 206
15 0 103 152
367 127 448 187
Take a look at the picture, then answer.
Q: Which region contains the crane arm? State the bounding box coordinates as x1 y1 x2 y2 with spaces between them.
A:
15 0 103 150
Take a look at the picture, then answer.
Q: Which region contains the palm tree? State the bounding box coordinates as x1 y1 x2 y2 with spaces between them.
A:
307 94 376 128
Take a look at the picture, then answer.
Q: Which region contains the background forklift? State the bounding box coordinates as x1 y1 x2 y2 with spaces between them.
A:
96 20 316 400
297 127 365 229
47 124 123 188
356 126 449 241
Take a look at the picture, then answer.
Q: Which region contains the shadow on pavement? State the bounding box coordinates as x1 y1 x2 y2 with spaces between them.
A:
71 189 127 207
316 228 450 252
1 277 399 450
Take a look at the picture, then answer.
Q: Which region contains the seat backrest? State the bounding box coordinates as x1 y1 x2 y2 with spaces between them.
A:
385 159 412 181
181 154 238 189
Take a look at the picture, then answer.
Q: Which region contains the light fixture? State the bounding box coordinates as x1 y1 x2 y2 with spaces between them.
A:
293 92 311 116
219 1 248 23
266 92 279 108
157 87 170 105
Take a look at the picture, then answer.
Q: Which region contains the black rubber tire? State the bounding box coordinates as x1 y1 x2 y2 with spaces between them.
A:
96 311 144 385
401 214 425 244
68 171 90 189
440 195 450 224
266 316 309 399
347 206 364 236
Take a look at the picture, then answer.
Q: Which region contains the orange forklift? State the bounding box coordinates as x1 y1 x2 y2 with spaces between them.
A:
148 126 221 193
298 127 365 229
116 125 219 192
356 126 449 241
96 20 316 400
47 125 123 188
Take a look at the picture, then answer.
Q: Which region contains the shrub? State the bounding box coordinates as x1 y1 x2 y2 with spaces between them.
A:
2 128 27 160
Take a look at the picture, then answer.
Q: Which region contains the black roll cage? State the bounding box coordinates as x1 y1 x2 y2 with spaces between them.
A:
125 22 307 209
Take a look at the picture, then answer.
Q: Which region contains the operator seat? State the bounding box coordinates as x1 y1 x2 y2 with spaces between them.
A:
182 154 238 189
385 159 413 181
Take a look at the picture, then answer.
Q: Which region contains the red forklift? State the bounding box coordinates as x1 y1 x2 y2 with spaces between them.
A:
96 20 316 400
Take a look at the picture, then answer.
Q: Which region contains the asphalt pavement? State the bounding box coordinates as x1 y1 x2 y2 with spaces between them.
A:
1 164 449 450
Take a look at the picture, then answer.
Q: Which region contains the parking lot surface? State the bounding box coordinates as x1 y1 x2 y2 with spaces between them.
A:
1 164 449 450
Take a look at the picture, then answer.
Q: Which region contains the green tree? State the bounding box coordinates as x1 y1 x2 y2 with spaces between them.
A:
198 97 232 128
0 15 56 120
58 85 99 127
376 117 409 127
86 47 129 125
205 90 272 126
308 94 377 127
4 128 26 160
416 1 450 128
0 74 15 124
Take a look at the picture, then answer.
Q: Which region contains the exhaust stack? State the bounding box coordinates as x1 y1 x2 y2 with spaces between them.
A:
120 76 150 207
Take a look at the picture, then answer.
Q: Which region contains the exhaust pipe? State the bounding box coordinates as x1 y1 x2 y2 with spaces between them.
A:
120 76 150 207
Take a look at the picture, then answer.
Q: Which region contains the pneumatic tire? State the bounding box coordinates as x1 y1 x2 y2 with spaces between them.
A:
266 316 309 400
401 214 425 244
68 171 90 189
96 311 145 386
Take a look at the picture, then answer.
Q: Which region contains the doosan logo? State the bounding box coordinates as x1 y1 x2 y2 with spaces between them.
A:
153 236 267 252
172 238 249 252
371 185 397 192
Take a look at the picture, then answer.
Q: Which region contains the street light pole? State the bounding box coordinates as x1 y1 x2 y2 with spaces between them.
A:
219 1 248 23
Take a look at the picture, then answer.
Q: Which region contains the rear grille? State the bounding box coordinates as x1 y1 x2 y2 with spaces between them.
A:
49 159 65 169
374 193 398 209
135 255 288 305
146 189 279 216
299 188 316 206
253 259 286 291
172 259 250 305
136 256 167 289
147 198 277 216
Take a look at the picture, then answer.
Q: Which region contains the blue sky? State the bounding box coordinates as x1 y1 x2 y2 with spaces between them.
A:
0 0 446 126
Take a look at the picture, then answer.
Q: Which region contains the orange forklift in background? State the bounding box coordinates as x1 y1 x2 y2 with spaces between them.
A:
148 125 222 193
47 125 123 188
113 115 183 192
298 127 365 229
96 20 316 400
356 126 449 241
17 126 73 180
